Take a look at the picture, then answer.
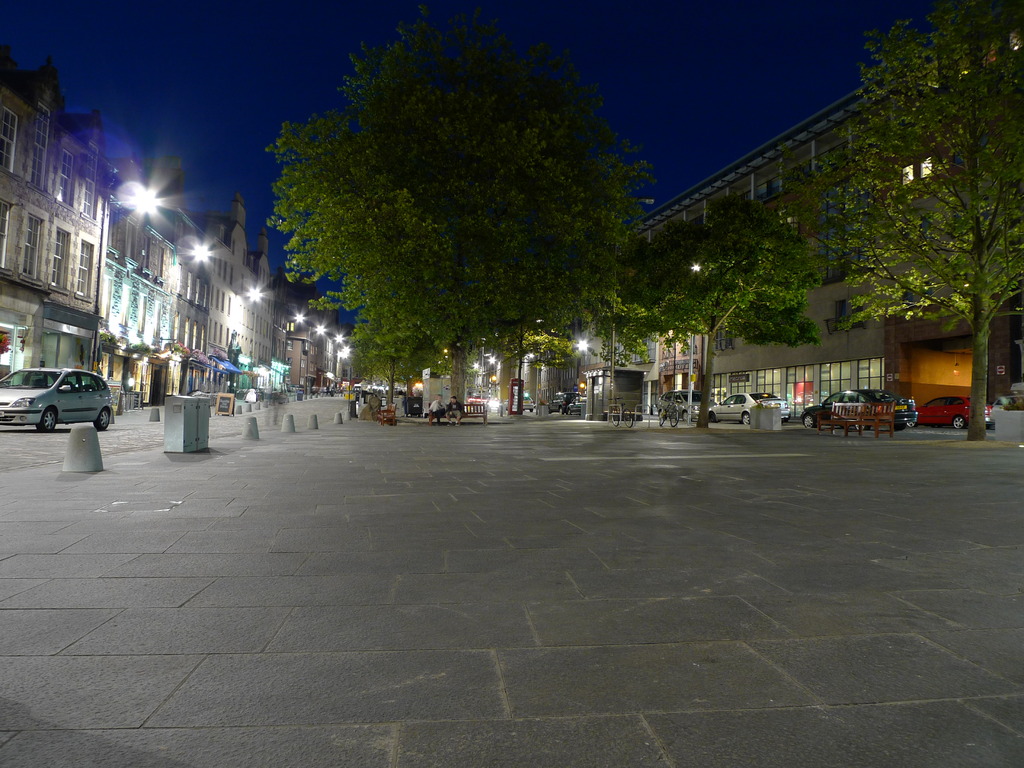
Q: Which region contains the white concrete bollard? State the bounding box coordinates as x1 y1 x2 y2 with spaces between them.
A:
63 424 104 473
255 402 261 411
281 414 296 433
334 411 344 425
308 414 319 430
235 404 244 415
149 408 161 423
245 403 252 413
243 416 260 440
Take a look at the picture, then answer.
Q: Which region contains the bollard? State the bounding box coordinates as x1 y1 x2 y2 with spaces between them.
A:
108 407 116 425
308 414 319 430
235 404 243 415
334 411 344 425
242 416 260 440
255 402 261 411
149 408 161 423
63 424 104 473
245 403 253 413
281 414 296 433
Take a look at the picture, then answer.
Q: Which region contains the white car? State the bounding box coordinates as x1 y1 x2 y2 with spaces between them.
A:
0 368 114 432
709 392 790 424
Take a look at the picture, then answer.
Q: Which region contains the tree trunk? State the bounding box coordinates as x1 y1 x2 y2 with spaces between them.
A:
451 341 468 401
968 320 990 442
696 335 715 429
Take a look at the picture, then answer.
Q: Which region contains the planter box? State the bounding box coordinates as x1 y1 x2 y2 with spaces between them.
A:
750 407 782 431
537 404 549 417
993 409 1024 442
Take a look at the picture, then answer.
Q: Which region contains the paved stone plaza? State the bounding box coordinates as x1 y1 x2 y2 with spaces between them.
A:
0 398 1022 766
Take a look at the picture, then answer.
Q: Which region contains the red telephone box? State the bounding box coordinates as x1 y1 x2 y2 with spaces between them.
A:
508 378 523 415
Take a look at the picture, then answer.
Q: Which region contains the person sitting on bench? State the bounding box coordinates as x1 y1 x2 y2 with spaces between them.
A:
446 396 465 425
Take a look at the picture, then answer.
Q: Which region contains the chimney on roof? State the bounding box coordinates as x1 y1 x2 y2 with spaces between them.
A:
0 45 18 70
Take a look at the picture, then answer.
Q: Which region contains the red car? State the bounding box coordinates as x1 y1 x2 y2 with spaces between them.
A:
915 396 992 429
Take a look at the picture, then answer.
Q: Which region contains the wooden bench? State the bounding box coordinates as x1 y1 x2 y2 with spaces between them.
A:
818 402 895 438
459 403 488 424
377 404 397 426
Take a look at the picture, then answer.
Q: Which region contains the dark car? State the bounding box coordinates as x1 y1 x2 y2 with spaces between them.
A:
916 396 992 429
549 391 579 414
800 389 917 431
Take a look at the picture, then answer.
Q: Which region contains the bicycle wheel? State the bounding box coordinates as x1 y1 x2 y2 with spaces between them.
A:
624 408 636 428
668 406 680 428
658 408 668 427
609 406 620 427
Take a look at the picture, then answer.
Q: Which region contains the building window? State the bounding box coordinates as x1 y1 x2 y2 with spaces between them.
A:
0 200 8 269
51 229 70 287
0 108 16 171
77 241 93 295
57 150 73 204
713 331 734 351
80 153 96 218
29 112 48 188
23 215 42 277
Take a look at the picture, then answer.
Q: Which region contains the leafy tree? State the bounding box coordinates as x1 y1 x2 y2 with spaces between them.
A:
623 195 820 427
784 0 1024 441
269 8 650 399
351 318 437 405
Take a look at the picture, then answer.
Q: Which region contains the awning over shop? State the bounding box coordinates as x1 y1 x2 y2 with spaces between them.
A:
211 357 244 374
188 359 215 371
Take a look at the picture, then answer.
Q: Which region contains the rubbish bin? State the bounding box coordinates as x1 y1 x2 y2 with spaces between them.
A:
349 399 358 419
164 395 211 453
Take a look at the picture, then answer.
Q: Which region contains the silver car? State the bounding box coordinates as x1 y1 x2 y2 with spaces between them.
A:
710 392 790 424
0 368 114 432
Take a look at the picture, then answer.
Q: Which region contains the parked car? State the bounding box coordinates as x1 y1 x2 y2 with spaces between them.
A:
549 391 579 414
659 389 703 422
800 389 917 431
916 396 992 429
0 368 114 432
709 392 790 424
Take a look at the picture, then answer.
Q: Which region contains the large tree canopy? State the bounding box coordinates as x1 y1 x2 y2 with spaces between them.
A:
269 9 650 398
784 0 1024 441
623 195 820 427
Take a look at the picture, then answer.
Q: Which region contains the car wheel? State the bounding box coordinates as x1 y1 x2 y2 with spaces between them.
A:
708 411 718 423
36 407 59 432
951 414 967 429
94 408 111 431
741 411 751 425
894 424 907 431
802 413 816 429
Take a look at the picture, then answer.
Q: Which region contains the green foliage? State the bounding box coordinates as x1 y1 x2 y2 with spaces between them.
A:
623 195 820 426
269 8 651 397
783 0 1024 440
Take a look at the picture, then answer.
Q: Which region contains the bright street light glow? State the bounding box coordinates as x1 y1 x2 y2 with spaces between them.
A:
576 339 588 353
294 314 305 324
193 245 210 261
315 325 325 335
691 263 702 272
247 288 262 301
341 346 350 357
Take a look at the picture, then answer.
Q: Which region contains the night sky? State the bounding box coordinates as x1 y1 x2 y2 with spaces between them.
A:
8 0 936 273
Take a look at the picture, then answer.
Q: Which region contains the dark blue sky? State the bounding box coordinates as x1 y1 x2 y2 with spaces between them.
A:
8 0 935 271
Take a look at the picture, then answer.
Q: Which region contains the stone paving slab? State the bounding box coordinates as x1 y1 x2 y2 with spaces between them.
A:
1 400 1023 765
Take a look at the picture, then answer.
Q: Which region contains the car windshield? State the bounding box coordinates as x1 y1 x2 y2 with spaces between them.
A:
0 370 59 389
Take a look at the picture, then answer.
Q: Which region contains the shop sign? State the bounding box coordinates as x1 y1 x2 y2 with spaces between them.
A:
728 373 750 383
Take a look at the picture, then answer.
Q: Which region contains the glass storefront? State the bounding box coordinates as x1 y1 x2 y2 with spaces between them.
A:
712 357 884 412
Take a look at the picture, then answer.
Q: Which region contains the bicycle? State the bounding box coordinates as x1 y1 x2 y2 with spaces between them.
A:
658 401 681 427
609 399 641 428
